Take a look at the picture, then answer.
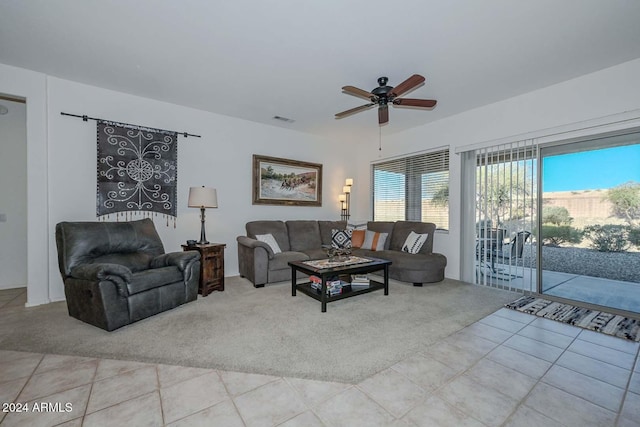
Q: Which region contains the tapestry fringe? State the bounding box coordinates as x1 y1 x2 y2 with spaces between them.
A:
97 211 176 227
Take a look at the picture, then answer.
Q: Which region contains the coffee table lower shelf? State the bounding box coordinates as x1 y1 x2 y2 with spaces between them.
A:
289 257 391 312
295 280 385 302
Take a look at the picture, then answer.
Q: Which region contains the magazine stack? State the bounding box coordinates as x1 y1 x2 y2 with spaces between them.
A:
350 274 370 290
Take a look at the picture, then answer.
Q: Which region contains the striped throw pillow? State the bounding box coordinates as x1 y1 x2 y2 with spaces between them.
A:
402 231 428 254
360 230 388 251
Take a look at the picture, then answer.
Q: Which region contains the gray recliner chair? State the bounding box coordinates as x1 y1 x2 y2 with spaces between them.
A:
55 218 201 331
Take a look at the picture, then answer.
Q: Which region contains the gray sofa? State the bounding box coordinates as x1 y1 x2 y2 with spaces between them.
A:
237 220 447 287
55 219 201 331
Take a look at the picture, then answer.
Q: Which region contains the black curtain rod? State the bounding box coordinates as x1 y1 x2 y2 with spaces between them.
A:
60 112 201 138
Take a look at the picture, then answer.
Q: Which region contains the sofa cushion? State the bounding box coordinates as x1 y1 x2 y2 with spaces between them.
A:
127 266 184 295
301 248 327 260
318 221 347 245
270 251 309 270
286 221 322 251
246 221 290 252
91 253 153 273
366 222 395 249
374 250 446 271
389 221 435 254
56 218 165 276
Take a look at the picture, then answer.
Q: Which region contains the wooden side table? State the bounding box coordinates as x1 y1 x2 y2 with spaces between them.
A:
182 243 226 296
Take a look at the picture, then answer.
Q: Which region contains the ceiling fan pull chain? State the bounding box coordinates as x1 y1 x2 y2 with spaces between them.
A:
379 126 382 152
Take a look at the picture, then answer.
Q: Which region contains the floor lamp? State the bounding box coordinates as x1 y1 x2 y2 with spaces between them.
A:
340 178 353 221
188 186 218 244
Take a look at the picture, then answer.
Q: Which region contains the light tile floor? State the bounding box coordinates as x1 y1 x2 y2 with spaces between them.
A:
1 287 640 426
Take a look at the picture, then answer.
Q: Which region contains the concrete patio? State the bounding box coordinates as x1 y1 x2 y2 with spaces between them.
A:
478 262 640 315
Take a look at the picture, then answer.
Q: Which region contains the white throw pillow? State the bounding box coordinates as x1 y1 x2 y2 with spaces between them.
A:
360 230 388 251
255 233 282 254
402 231 428 254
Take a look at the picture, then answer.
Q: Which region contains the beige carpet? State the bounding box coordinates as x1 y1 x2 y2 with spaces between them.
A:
0 277 519 383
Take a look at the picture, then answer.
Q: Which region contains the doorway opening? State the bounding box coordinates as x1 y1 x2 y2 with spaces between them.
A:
0 93 28 295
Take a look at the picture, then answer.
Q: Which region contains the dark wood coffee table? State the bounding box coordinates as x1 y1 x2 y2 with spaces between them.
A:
289 256 391 312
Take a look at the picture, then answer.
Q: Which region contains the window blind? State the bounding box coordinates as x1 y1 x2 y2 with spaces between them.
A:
463 140 537 291
372 148 450 230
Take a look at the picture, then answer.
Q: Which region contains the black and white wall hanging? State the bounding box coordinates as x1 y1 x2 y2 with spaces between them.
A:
61 112 201 226
97 120 178 224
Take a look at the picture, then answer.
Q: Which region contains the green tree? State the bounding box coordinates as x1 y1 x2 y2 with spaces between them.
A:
261 165 276 179
476 163 534 226
431 185 449 207
606 181 640 226
542 206 573 226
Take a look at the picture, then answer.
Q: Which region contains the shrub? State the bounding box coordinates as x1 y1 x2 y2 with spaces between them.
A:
542 206 573 226
540 225 583 247
583 224 629 252
606 182 640 226
627 226 640 248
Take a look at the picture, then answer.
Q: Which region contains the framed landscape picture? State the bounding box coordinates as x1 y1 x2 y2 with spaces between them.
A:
252 155 322 206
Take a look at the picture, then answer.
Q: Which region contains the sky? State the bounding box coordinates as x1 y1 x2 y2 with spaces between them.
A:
543 144 640 192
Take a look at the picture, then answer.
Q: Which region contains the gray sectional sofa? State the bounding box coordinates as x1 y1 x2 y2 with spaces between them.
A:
237 220 447 287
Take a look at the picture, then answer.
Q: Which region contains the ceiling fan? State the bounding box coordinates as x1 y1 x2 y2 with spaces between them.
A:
335 74 437 125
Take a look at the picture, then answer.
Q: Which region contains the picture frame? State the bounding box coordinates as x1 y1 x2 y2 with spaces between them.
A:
252 155 323 206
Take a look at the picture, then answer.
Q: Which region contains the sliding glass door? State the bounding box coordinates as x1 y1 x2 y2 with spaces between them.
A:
463 130 640 315
462 141 537 291
539 133 640 313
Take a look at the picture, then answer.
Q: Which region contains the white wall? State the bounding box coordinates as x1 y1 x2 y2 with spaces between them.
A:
0 63 49 306
0 99 27 288
4 57 640 304
355 58 640 280
46 77 354 301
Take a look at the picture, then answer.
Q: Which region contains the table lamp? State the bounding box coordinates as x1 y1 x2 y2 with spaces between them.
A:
188 186 218 244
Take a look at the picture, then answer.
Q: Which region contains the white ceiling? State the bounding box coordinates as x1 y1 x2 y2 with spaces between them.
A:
2 0 640 141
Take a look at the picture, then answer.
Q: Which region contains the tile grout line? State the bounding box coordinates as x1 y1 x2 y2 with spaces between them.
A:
155 364 166 426
214 369 249 427
497 325 583 427
499 325 626 426
387 324 519 426
613 343 640 426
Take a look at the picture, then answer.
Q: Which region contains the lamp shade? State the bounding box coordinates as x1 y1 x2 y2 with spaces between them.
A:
338 194 346 202
345 178 353 186
342 185 351 194
188 186 218 208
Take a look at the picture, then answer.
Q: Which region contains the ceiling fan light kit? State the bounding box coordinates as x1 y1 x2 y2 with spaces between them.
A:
336 74 437 125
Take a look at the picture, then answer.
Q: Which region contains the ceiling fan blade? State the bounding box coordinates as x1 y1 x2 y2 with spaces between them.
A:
342 85 375 101
393 98 437 108
335 103 375 119
378 106 389 124
389 74 426 98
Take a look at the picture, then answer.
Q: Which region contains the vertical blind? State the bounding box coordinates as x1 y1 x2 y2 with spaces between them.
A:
465 140 537 291
372 148 450 230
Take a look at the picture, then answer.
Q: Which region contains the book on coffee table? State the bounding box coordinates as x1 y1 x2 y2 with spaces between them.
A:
350 274 370 289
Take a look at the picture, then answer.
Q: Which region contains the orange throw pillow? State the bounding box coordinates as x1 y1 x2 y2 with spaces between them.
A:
351 229 365 248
